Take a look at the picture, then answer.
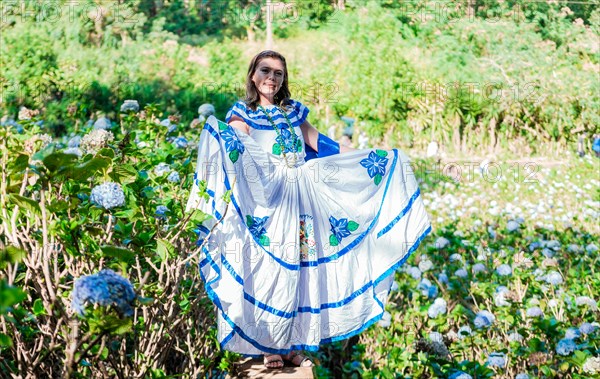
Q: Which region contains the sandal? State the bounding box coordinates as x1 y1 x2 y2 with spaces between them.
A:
263 353 284 369
284 350 314 367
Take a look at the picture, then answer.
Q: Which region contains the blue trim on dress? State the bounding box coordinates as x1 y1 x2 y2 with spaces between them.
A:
204 224 432 354
376 188 421 239
225 100 308 130
200 217 431 318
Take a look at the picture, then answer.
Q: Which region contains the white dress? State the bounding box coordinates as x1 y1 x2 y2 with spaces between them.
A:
186 99 431 355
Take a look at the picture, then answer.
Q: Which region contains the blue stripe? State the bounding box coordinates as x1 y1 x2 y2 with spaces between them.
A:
376 188 421 239
201 225 432 354
201 223 431 318
197 225 211 235
222 253 244 286
226 103 306 130
220 329 235 348
244 292 297 318
204 122 220 139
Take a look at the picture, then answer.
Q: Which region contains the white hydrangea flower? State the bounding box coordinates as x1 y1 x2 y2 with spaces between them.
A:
435 237 450 249
583 357 600 375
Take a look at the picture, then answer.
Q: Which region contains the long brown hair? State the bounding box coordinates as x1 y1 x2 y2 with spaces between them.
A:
244 50 292 111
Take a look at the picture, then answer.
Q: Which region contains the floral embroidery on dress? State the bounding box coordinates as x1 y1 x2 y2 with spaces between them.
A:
299 214 317 260
360 150 389 185
328 215 359 247
246 215 270 246
219 120 245 163
272 127 302 155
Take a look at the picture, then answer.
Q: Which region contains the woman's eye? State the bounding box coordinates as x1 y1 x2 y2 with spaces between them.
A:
275 72 282 77
261 68 269 73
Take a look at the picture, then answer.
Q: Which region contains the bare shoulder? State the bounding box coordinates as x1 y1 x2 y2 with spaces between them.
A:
229 114 250 135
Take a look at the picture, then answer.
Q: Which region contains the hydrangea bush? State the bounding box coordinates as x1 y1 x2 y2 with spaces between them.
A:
1 100 598 378
0 104 219 377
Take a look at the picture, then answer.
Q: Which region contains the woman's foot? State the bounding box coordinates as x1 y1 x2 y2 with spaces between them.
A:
263 353 284 369
284 350 314 367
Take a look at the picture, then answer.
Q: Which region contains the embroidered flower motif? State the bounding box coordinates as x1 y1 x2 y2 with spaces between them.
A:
246 215 270 246
299 215 317 260
272 127 301 155
219 121 244 163
360 150 389 185
329 215 359 246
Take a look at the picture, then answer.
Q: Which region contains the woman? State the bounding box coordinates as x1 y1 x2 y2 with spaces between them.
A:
186 51 431 369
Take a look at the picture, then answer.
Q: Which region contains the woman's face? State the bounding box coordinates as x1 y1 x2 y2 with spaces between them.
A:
251 57 285 104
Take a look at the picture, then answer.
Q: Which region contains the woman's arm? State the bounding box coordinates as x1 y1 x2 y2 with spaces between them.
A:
300 120 355 153
228 114 250 135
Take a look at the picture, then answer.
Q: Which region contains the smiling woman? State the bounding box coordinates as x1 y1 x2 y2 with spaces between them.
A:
186 50 431 370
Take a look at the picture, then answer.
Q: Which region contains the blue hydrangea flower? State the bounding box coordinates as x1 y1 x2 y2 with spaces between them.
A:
359 151 388 179
161 118 177 133
472 263 487 274
449 371 472 379
555 338 577 356
429 331 444 344
526 307 544 318
486 352 506 367
508 331 524 342
545 271 563 286
173 136 188 149
438 272 449 284
455 268 468 278
329 216 352 242
154 163 171 176
64 147 82 157
565 327 581 340
529 241 541 251
71 269 136 317
167 171 180 183
515 374 529 379
496 264 512 276
198 103 215 117
68 135 81 148
120 100 139 113
427 298 447 318
418 258 433 272
407 266 422 280
474 310 495 328
457 325 472 339
90 182 125 209
221 127 245 154
579 322 596 334
417 278 437 298
247 216 269 239
93 117 112 130
155 205 169 219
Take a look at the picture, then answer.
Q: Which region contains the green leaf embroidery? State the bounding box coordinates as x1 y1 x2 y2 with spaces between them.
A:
296 139 302 152
347 221 359 232
329 234 339 246
374 174 382 186
229 150 239 163
259 235 270 247
272 144 282 155
246 215 254 226
218 121 228 131
376 149 388 158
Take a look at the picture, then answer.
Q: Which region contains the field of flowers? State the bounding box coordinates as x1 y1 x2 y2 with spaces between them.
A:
0 102 599 378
